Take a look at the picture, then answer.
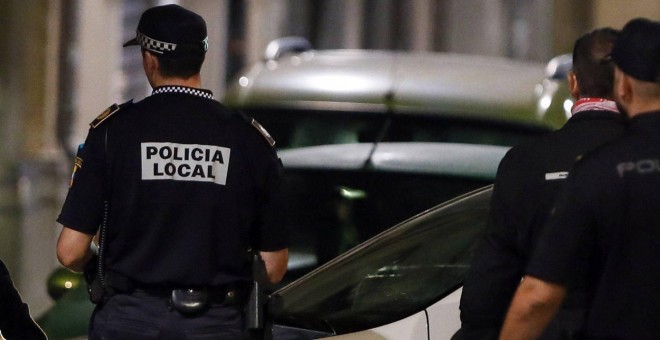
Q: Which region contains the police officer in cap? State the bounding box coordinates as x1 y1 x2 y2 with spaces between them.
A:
500 17 660 339
56 4 289 339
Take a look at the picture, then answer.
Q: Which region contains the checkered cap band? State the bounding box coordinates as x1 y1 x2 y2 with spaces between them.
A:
152 86 214 99
137 31 177 54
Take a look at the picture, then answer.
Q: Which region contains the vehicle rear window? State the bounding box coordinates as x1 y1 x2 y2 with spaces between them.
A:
385 114 549 147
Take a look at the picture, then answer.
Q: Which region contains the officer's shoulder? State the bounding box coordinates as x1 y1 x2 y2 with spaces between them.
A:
236 111 276 148
89 99 134 129
504 129 557 160
574 138 622 167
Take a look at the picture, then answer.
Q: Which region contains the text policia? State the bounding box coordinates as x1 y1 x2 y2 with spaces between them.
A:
141 142 231 185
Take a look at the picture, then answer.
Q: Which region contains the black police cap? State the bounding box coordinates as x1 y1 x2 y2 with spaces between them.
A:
123 4 208 57
611 18 660 83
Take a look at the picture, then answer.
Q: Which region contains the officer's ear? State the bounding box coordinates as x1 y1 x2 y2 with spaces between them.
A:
614 67 632 106
568 70 580 100
142 50 158 69
141 50 160 83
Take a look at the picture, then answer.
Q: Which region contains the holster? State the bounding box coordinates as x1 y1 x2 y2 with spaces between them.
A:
83 255 106 304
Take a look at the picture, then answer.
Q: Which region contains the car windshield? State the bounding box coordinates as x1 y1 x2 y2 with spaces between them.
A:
281 168 491 282
247 108 549 149
273 186 492 335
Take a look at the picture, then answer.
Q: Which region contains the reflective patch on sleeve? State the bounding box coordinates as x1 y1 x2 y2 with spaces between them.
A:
69 143 85 187
141 142 231 185
70 156 83 188
545 171 569 181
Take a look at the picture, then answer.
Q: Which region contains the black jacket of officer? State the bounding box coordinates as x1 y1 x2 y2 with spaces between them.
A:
0 259 47 339
455 28 626 339
55 5 289 339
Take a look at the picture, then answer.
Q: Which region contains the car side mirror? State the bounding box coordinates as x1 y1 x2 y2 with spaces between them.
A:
545 54 572 80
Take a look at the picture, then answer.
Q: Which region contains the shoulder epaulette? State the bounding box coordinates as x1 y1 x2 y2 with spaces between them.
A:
89 99 134 129
236 110 276 147
250 118 276 147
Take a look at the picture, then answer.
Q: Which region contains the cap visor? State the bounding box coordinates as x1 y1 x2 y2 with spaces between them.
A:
123 38 139 47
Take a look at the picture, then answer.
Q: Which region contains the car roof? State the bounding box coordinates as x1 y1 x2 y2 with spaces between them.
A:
279 142 509 180
225 49 568 129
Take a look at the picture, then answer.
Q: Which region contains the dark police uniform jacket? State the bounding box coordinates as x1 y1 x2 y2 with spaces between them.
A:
528 111 660 339
0 260 47 339
57 86 289 288
456 109 626 339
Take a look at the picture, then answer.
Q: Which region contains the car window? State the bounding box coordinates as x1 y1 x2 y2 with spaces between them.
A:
246 108 549 149
385 114 549 147
273 186 492 335
281 169 491 282
248 109 387 149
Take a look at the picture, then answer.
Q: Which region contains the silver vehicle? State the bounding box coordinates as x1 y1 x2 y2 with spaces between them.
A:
225 37 572 149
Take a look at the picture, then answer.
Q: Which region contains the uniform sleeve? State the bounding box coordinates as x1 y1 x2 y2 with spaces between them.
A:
526 174 594 285
56 127 107 235
458 151 526 332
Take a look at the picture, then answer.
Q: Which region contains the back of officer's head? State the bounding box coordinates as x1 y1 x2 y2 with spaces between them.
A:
611 18 660 111
123 4 208 79
611 18 660 85
572 27 619 99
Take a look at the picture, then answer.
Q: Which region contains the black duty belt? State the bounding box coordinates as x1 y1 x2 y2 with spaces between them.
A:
141 286 242 314
134 285 240 304
105 271 244 313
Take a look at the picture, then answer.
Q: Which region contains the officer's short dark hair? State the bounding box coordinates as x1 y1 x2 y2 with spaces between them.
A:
154 52 205 79
572 28 619 99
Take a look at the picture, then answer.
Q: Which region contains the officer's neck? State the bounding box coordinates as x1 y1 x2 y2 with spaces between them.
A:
151 73 202 90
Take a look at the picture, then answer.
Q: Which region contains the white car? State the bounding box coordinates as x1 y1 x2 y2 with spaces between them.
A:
268 185 493 339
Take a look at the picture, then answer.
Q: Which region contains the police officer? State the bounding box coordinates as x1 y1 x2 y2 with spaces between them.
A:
0 259 47 339
455 27 626 339
56 4 289 339
501 17 660 339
